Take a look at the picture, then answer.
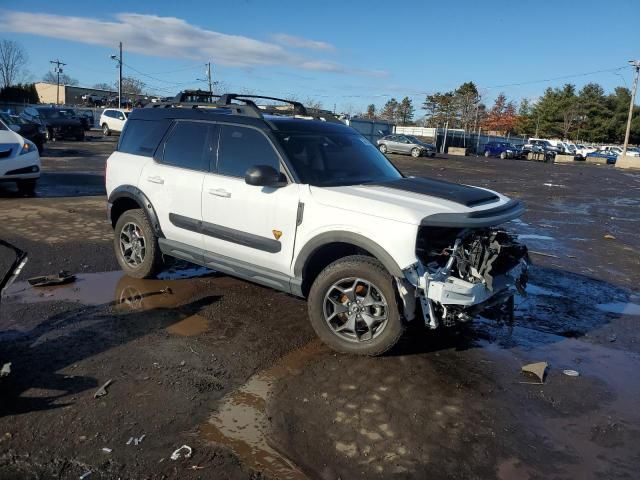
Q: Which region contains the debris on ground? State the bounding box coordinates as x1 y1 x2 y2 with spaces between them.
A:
0 363 11 377
609 334 617 342
127 434 146 446
563 369 580 377
79 471 91 480
28 271 76 287
521 362 548 384
93 379 113 398
170 445 193 460
604 234 616 240
101 447 112 453
160 286 173 295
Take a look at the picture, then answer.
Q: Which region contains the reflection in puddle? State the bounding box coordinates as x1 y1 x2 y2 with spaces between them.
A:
200 341 328 480
596 302 640 315
3 268 215 336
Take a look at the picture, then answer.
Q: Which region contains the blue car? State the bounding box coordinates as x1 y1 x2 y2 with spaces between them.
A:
585 149 617 164
483 141 517 159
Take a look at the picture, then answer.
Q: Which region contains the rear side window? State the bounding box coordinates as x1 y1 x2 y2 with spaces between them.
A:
118 119 170 157
162 121 214 171
217 125 280 177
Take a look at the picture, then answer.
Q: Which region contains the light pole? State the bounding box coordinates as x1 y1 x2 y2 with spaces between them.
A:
110 42 123 108
49 59 66 105
621 60 640 158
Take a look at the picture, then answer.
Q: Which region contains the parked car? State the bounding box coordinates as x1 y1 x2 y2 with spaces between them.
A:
585 149 618 164
377 134 436 158
100 108 130 136
105 93 528 356
483 141 517 159
602 145 640 157
0 112 46 154
81 93 106 105
20 106 85 141
575 144 597 159
0 117 41 194
524 139 558 161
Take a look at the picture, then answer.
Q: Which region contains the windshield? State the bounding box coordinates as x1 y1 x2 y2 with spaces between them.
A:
278 132 403 187
404 135 421 143
38 109 76 119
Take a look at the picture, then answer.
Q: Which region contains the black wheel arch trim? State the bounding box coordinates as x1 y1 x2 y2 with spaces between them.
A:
108 185 165 237
294 231 404 280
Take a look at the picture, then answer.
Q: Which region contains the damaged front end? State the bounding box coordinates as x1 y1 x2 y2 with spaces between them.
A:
403 227 529 328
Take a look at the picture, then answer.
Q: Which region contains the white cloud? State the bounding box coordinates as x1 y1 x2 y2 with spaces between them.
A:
271 33 335 51
0 11 384 76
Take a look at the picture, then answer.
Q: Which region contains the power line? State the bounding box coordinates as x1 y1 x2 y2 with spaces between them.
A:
484 66 627 89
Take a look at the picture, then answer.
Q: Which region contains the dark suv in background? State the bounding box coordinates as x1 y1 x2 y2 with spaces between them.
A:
0 112 46 154
21 106 85 141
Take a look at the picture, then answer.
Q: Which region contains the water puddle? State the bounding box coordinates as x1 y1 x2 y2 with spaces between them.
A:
525 284 565 298
517 234 554 241
3 267 215 335
200 341 328 479
596 302 640 315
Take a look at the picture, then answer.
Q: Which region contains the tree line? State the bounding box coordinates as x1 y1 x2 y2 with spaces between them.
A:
363 81 640 144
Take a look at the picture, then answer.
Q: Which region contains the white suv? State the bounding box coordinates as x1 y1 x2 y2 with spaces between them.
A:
0 118 41 195
105 94 528 355
100 108 129 136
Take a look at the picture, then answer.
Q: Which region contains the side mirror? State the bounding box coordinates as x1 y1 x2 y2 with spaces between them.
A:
245 165 284 187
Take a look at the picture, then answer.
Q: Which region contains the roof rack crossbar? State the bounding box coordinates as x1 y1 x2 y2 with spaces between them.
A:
217 94 308 116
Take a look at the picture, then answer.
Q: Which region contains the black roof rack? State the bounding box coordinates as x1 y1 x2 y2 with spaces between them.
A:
145 91 341 123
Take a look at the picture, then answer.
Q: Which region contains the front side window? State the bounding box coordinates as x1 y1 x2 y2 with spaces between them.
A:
278 132 402 187
217 125 280 178
162 121 214 171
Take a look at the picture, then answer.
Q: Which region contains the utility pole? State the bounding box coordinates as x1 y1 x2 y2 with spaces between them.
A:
621 60 640 158
206 62 213 94
110 43 123 109
49 59 66 105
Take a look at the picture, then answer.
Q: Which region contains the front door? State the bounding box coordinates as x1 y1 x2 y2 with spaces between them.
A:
201 124 300 275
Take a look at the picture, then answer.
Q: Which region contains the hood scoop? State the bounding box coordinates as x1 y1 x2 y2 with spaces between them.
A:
373 177 499 208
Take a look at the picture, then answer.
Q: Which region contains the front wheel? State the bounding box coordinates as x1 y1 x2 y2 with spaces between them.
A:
484 150 490 157
102 123 111 136
500 152 507 159
378 144 387 154
411 147 421 158
307 255 404 356
113 209 163 279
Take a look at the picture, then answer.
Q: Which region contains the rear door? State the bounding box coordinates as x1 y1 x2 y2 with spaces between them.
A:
201 124 300 275
139 120 217 254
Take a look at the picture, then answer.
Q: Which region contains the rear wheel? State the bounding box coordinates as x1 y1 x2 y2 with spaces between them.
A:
17 179 36 196
411 147 421 158
113 209 163 279
484 150 490 157
307 255 404 356
500 151 507 159
102 123 111 136
379 144 387 154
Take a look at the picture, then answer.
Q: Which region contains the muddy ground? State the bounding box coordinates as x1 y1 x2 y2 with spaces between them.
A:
1 133 639 479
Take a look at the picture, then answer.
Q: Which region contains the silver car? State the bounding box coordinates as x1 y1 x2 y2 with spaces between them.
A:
377 134 436 158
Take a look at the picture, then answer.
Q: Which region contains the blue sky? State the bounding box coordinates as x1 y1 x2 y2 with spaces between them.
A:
1 0 639 113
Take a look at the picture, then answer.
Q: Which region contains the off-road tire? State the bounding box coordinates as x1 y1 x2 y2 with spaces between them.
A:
17 179 37 196
411 147 421 158
379 144 387 154
102 123 111 136
113 209 163 279
308 255 404 356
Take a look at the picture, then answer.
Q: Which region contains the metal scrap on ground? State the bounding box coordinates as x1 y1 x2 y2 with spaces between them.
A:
521 362 548 383
93 379 113 398
28 271 76 287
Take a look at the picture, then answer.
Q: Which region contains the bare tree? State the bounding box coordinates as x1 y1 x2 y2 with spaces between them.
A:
119 76 146 96
0 39 28 88
43 71 78 86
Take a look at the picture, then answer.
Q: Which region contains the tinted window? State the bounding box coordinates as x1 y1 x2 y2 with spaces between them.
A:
218 125 280 177
118 119 170 157
162 121 214 171
278 132 402 186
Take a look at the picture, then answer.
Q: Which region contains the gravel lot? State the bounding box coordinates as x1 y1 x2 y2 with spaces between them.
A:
1 133 639 479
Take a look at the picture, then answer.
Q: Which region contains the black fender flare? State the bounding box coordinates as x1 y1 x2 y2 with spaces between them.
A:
108 185 164 238
293 231 404 280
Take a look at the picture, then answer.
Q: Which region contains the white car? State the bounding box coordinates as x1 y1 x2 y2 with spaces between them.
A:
100 108 130 136
575 144 597 158
602 145 640 157
105 94 528 355
0 119 41 195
